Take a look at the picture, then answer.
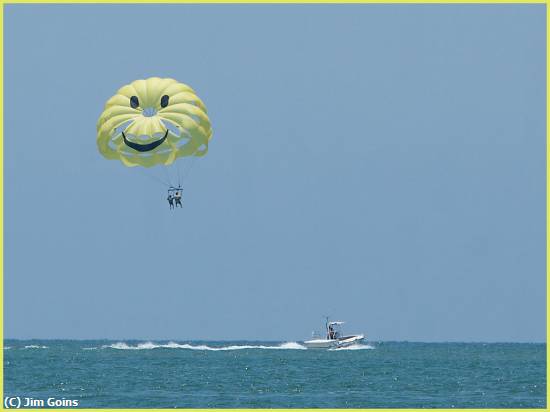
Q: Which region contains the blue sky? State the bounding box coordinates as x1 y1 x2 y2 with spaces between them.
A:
4 4 546 342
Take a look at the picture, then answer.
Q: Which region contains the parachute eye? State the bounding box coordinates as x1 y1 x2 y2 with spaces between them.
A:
130 96 139 109
160 95 169 108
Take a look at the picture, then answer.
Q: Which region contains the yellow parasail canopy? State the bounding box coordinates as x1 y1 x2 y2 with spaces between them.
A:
97 77 212 167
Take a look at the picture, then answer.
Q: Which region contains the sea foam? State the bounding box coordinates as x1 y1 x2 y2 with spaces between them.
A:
102 341 307 351
329 343 375 351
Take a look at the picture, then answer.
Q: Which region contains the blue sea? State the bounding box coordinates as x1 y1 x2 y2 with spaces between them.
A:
4 340 546 408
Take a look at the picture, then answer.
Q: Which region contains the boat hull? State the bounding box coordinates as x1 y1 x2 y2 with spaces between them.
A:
303 334 364 349
302 339 338 349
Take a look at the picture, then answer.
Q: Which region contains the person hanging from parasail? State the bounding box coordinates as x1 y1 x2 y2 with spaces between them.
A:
96 77 213 206
174 188 183 208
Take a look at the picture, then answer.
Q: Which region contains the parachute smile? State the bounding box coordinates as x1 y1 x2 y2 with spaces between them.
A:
122 130 169 152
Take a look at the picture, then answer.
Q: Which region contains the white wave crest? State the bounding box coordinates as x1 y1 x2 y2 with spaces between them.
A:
103 342 158 350
103 341 307 351
4 346 11 350
23 345 48 349
329 343 375 351
278 341 307 350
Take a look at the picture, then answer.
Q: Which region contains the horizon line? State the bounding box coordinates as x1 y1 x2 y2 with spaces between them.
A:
3 338 547 344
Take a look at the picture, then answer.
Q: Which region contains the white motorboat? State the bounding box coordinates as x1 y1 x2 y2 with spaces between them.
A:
303 318 365 349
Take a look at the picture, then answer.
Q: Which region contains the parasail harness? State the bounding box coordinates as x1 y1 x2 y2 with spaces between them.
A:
168 186 183 208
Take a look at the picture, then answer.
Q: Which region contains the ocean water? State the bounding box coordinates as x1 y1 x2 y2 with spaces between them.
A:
4 340 546 408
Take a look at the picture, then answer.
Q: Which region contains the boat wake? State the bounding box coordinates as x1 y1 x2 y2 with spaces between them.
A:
99 341 307 351
329 343 375 351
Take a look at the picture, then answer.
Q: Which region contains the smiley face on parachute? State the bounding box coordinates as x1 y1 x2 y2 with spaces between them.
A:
97 77 212 167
